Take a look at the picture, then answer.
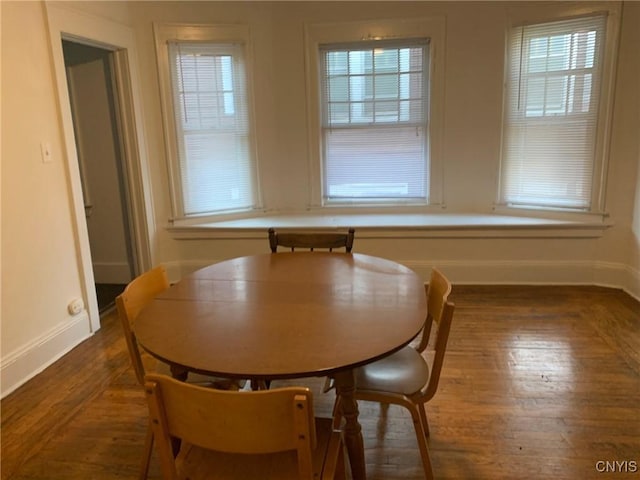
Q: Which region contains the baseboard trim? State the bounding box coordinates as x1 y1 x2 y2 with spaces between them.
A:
1 312 92 398
619 263 640 301
404 259 639 300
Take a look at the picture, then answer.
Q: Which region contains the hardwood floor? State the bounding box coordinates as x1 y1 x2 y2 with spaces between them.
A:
2 286 639 479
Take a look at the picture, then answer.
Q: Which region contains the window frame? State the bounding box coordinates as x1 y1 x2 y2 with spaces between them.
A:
319 40 430 205
497 4 621 216
154 23 261 221
304 17 446 210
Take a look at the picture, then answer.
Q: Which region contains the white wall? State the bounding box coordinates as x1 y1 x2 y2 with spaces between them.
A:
602 1 640 293
0 0 136 397
620 3 640 294
1 1 638 398
129 1 640 291
1 1 92 395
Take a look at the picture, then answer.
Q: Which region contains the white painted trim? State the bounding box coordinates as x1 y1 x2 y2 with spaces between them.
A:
497 2 622 214
304 16 447 208
164 258 638 301
165 212 611 239
0 313 92 398
405 259 639 300
111 49 155 275
607 263 640 301
45 3 154 332
628 266 640 301
153 23 262 220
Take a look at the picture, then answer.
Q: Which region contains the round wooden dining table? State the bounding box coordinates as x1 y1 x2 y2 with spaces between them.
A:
135 252 427 480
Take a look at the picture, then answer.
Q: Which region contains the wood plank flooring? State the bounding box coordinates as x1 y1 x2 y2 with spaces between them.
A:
2 286 639 479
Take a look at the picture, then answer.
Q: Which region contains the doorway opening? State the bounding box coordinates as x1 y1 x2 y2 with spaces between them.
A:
62 40 136 314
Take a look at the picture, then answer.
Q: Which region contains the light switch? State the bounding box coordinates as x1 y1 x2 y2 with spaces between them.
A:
41 142 53 163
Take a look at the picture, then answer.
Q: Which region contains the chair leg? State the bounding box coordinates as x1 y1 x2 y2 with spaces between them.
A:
417 402 430 438
139 423 154 480
336 444 347 480
409 405 434 480
331 395 343 429
250 378 269 390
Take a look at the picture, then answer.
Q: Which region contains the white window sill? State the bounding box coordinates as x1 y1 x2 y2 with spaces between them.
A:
166 211 612 240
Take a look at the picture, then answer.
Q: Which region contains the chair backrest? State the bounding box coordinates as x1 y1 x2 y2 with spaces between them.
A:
269 227 355 252
115 266 170 385
418 268 455 402
144 374 319 479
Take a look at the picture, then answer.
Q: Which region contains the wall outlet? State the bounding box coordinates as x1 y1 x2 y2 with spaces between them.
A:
68 298 84 316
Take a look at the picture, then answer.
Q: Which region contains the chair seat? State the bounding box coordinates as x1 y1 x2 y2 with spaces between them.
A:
155 361 243 390
355 346 430 396
337 268 454 480
175 417 340 479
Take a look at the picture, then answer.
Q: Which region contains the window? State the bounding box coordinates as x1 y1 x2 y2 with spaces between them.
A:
155 25 258 219
500 14 613 211
320 41 429 203
306 18 445 209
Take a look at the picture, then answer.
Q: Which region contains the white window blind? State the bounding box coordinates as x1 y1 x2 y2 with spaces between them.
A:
168 42 255 216
320 40 429 204
501 15 606 210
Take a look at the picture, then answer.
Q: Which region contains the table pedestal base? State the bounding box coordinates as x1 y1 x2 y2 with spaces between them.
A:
334 370 366 480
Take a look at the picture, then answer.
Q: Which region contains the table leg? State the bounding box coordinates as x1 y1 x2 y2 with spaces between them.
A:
250 378 268 390
333 369 366 480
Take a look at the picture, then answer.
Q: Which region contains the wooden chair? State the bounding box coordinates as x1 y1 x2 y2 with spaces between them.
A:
332 268 455 480
144 373 346 480
116 266 243 479
268 227 355 252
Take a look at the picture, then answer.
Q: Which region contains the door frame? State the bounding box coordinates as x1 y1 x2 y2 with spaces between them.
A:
46 3 154 332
